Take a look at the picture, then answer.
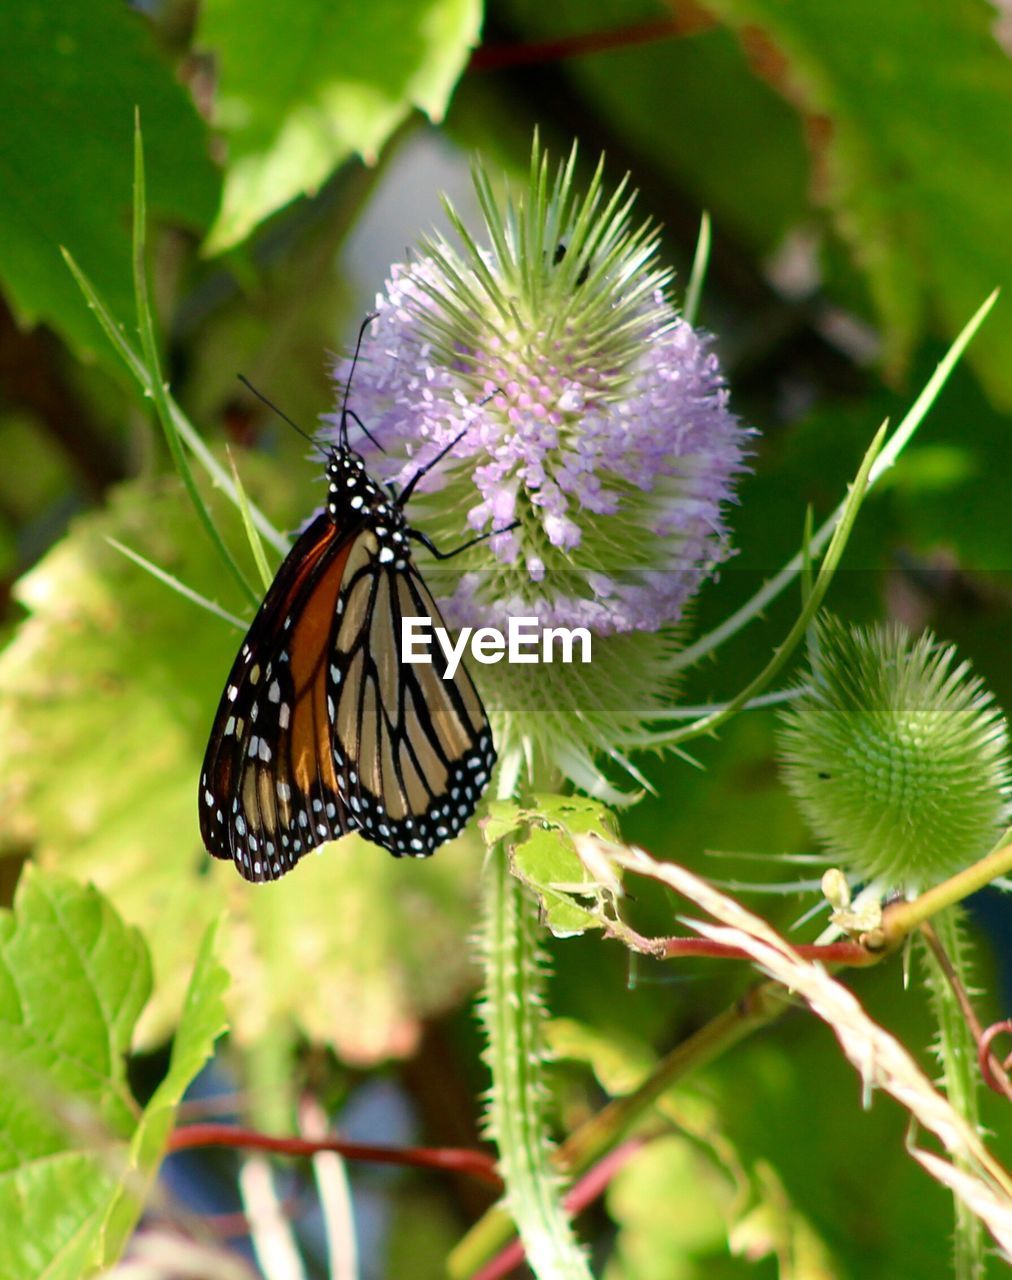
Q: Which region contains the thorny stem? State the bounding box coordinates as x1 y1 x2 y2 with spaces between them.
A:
452 828 1012 1275
477 844 593 1280
921 925 1012 1105
473 1138 649 1280
450 980 787 1276
920 910 986 1280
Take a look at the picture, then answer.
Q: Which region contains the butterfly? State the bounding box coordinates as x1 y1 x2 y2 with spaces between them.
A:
199 322 502 883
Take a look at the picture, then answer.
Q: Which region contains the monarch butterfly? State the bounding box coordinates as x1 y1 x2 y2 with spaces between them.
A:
199 321 503 883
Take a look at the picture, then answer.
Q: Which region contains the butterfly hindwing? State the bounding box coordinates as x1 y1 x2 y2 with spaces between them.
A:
326 541 496 858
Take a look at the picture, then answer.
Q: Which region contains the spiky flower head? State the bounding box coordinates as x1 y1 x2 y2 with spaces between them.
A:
326 139 750 797
778 615 1012 892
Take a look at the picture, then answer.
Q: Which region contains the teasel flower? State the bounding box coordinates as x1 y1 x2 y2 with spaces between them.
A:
778 615 1012 892
326 139 751 799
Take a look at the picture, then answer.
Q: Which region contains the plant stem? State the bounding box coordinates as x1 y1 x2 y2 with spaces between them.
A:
476 846 592 1280
920 910 985 1280
131 112 259 609
451 978 786 1276
168 1122 501 1186
882 838 1012 944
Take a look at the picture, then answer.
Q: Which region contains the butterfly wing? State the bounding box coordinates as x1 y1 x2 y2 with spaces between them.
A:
326 533 496 857
200 514 359 882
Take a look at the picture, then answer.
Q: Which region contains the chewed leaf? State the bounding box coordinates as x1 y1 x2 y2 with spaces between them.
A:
511 825 605 937
481 799 525 847
486 794 620 937
529 793 619 840
0 869 227 1278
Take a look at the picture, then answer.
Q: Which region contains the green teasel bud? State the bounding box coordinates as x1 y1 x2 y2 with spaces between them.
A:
778 615 1011 892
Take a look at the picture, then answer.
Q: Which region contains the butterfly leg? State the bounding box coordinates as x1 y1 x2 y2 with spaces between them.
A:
408 521 520 561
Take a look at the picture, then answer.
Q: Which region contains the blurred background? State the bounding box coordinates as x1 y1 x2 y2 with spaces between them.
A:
1 1 1011 1276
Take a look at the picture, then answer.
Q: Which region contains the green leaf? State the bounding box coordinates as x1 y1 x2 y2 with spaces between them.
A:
604 1135 736 1280
234 834 480 1063
0 868 225 1280
0 1 218 359
728 1160 839 1280
484 794 619 938
546 1017 655 1096
528 794 618 840
482 799 526 846
197 0 481 251
0 476 480 1063
607 1129 839 1280
512 825 604 936
699 0 1012 401
101 919 229 1260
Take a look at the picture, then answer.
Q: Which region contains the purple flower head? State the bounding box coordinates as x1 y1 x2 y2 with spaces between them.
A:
326 267 749 638
323 142 753 800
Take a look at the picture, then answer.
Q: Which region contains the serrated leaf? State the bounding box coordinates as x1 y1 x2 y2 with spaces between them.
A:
0 475 480 1062
0 869 225 1280
0 1 218 360
130 920 228 1171
197 0 481 251
101 918 228 1261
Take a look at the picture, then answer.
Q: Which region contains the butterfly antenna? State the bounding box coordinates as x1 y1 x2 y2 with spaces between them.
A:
236 375 329 460
340 312 379 449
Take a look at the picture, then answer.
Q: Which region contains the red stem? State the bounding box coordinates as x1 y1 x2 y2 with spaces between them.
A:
656 935 878 965
978 1020 1012 1099
469 14 713 74
168 1122 503 1189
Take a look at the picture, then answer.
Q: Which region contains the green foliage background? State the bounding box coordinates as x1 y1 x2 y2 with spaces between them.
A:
0 1 1011 1277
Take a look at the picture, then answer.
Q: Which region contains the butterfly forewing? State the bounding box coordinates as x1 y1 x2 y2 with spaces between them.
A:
200 514 358 881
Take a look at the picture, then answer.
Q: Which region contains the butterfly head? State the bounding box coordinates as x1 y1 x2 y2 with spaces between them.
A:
324 444 410 568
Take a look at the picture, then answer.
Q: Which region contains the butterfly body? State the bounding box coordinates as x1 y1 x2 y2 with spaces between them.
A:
200 439 496 883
